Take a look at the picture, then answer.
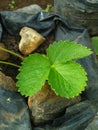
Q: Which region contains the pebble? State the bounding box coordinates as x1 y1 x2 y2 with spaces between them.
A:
19 27 45 55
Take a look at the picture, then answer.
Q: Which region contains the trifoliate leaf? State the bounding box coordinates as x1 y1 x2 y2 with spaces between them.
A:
48 62 87 98
47 40 92 64
16 40 92 98
16 53 50 96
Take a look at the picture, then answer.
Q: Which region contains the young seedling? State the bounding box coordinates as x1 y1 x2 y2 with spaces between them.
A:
43 4 53 12
8 0 16 10
16 40 92 98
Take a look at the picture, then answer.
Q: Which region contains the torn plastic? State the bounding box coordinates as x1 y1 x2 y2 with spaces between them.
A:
0 11 98 130
0 11 85 39
0 11 55 37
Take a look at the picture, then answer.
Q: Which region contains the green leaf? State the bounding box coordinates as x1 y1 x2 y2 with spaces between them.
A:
16 53 50 96
92 36 98 55
47 40 92 64
48 62 87 98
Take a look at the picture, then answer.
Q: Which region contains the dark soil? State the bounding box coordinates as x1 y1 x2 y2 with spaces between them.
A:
0 0 54 81
0 0 54 11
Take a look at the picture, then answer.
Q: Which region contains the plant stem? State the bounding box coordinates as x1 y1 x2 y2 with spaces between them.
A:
0 47 24 60
0 61 20 68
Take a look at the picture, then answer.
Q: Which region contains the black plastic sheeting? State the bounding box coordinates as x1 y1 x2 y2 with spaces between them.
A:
0 87 32 130
0 11 85 40
0 11 98 130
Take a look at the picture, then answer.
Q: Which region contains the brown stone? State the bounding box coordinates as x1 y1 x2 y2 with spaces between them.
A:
19 27 46 55
0 71 17 91
28 82 81 125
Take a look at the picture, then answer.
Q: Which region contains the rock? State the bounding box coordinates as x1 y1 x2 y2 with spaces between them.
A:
0 87 32 130
85 112 98 130
15 4 42 14
54 0 98 36
33 100 97 130
28 82 81 125
19 27 46 55
0 71 17 91
0 43 9 60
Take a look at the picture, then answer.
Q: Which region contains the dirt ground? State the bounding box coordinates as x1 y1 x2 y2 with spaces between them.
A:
0 0 54 11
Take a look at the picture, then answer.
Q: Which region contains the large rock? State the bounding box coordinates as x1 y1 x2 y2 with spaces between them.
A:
28 82 81 125
54 0 98 36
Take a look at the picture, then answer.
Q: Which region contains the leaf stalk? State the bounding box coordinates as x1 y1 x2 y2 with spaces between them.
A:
0 61 20 68
0 47 24 60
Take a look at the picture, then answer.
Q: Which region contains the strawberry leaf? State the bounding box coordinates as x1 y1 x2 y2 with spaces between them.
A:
16 40 92 98
47 40 92 64
16 54 50 96
48 62 87 98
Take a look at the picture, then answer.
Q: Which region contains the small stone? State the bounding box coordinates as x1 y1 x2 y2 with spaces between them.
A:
28 82 81 125
19 27 46 55
15 4 42 14
0 71 17 91
0 43 9 60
